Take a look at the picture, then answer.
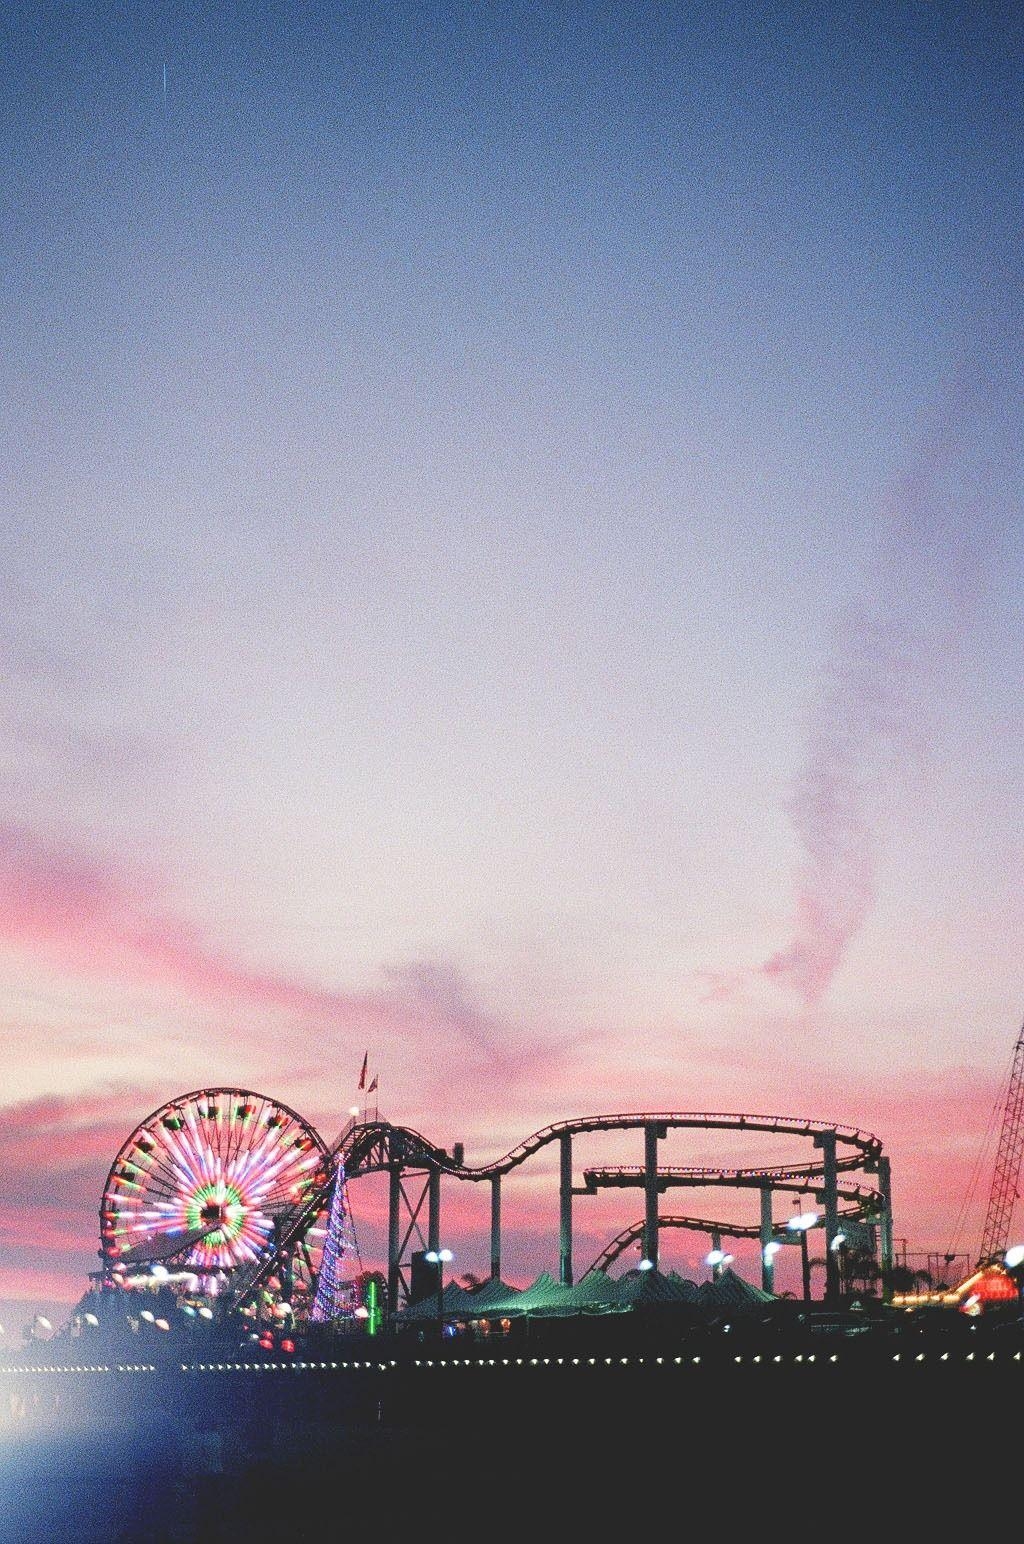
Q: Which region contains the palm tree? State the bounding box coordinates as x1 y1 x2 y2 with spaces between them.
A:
839 1244 881 1297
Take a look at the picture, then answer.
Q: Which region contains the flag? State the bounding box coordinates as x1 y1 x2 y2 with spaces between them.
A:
367 1074 378 1094
358 1052 368 1091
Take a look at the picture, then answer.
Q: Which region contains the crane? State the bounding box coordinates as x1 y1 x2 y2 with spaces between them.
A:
978 1019 1024 1265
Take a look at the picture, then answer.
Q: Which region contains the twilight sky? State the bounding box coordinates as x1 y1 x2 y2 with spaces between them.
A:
1 1 1022 1320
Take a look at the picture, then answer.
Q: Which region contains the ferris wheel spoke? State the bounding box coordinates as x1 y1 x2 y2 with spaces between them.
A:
139 1143 192 1199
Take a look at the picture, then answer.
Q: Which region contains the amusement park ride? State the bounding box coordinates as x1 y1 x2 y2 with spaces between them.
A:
98 1090 353 1329
97 1088 894 1329
889 1016 1024 1313
978 1018 1024 1267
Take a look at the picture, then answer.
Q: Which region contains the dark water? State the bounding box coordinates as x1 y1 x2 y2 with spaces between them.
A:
3 1342 1020 1538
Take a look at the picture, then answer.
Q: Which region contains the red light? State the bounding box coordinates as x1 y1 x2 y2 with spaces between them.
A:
973 1268 1018 1303
281 1338 295 1354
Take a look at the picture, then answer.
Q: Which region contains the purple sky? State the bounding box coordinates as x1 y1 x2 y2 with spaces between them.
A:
1 2 1022 1321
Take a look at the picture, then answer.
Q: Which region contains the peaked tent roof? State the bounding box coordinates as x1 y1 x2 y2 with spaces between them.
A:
395 1265 772 1320
566 1271 622 1306
609 1268 700 1306
507 1272 578 1315
399 1279 479 1318
698 1267 774 1311
462 1277 521 1309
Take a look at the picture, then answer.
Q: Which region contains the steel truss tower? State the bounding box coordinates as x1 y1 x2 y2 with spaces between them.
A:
979 1020 1024 1265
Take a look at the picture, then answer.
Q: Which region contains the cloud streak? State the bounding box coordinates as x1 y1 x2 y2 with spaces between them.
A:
758 608 887 1003
708 379 1002 1009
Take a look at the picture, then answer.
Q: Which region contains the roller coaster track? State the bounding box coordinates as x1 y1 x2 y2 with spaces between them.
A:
588 1215 774 1273
227 1184 335 1312
224 1110 885 1314
586 1193 884 1273
579 1164 882 1199
226 1118 358 1313
337 1111 883 1181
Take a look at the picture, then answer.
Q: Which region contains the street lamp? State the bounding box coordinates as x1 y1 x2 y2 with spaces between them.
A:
705 1248 733 1281
761 1237 783 1294
425 1248 453 1334
787 1210 819 1303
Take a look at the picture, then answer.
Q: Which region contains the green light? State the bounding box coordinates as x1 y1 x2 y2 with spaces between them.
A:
367 1279 382 1337
185 1181 246 1246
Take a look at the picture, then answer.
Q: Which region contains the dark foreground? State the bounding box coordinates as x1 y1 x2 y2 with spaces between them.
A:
3 1319 1022 1539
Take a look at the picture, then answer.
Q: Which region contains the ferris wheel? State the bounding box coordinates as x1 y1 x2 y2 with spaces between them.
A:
99 1088 329 1299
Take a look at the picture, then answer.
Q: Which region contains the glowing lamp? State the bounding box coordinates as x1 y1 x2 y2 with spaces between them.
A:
787 1211 819 1232
637 1258 655 1272
1005 1245 1024 1269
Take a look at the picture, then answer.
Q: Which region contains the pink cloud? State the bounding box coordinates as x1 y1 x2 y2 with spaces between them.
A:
0 824 574 1084
0 823 381 1021
0 1087 165 1305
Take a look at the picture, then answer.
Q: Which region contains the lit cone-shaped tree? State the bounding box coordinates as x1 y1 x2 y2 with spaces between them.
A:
310 1161 359 1322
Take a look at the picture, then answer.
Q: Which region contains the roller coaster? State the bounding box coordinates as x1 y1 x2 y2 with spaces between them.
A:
99 1089 893 1317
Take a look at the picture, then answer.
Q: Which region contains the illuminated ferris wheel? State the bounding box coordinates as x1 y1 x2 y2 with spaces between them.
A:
99 1088 329 1296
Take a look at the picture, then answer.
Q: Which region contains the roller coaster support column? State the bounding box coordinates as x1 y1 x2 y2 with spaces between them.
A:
643 1122 660 1269
490 1175 501 1281
878 1154 894 1304
388 1163 402 1314
816 1130 841 1305
428 1168 440 1255
559 1134 573 1286
760 1185 775 1294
